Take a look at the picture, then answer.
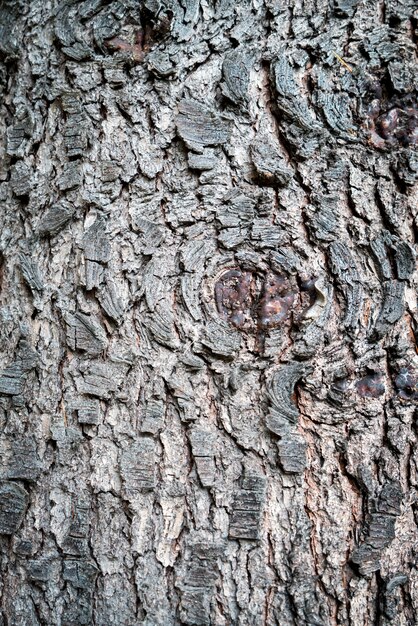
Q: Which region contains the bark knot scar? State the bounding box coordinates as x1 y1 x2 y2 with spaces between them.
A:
355 373 385 398
394 367 418 402
214 269 255 331
215 268 297 333
214 267 323 336
364 95 417 149
258 273 296 330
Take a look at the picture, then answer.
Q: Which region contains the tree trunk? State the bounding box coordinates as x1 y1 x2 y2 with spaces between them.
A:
0 0 417 624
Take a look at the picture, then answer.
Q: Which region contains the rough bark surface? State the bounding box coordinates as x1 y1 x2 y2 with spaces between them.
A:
0 0 417 624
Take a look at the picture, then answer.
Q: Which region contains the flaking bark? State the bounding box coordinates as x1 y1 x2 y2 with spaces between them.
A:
0 0 417 624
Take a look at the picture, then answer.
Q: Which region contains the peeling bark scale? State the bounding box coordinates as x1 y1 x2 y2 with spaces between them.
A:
0 0 417 624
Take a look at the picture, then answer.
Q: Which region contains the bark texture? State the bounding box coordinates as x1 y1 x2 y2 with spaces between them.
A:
0 0 417 624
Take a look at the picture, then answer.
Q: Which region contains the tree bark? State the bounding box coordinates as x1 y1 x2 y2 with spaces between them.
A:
0 0 417 624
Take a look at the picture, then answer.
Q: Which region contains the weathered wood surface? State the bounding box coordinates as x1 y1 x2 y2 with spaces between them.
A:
0 0 417 624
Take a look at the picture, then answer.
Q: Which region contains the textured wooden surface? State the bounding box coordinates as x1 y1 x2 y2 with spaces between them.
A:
0 0 417 624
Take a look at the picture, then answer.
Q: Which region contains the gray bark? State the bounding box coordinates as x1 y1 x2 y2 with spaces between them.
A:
0 0 417 624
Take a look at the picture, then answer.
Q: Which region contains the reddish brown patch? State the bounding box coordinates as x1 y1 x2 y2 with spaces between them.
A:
362 298 372 327
105 30 144 62
355 373 385 398
215 268 297 336
364 97 417 149
368 131 386 150
376 107 417 146
258 273 296 330
215 269 255 330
